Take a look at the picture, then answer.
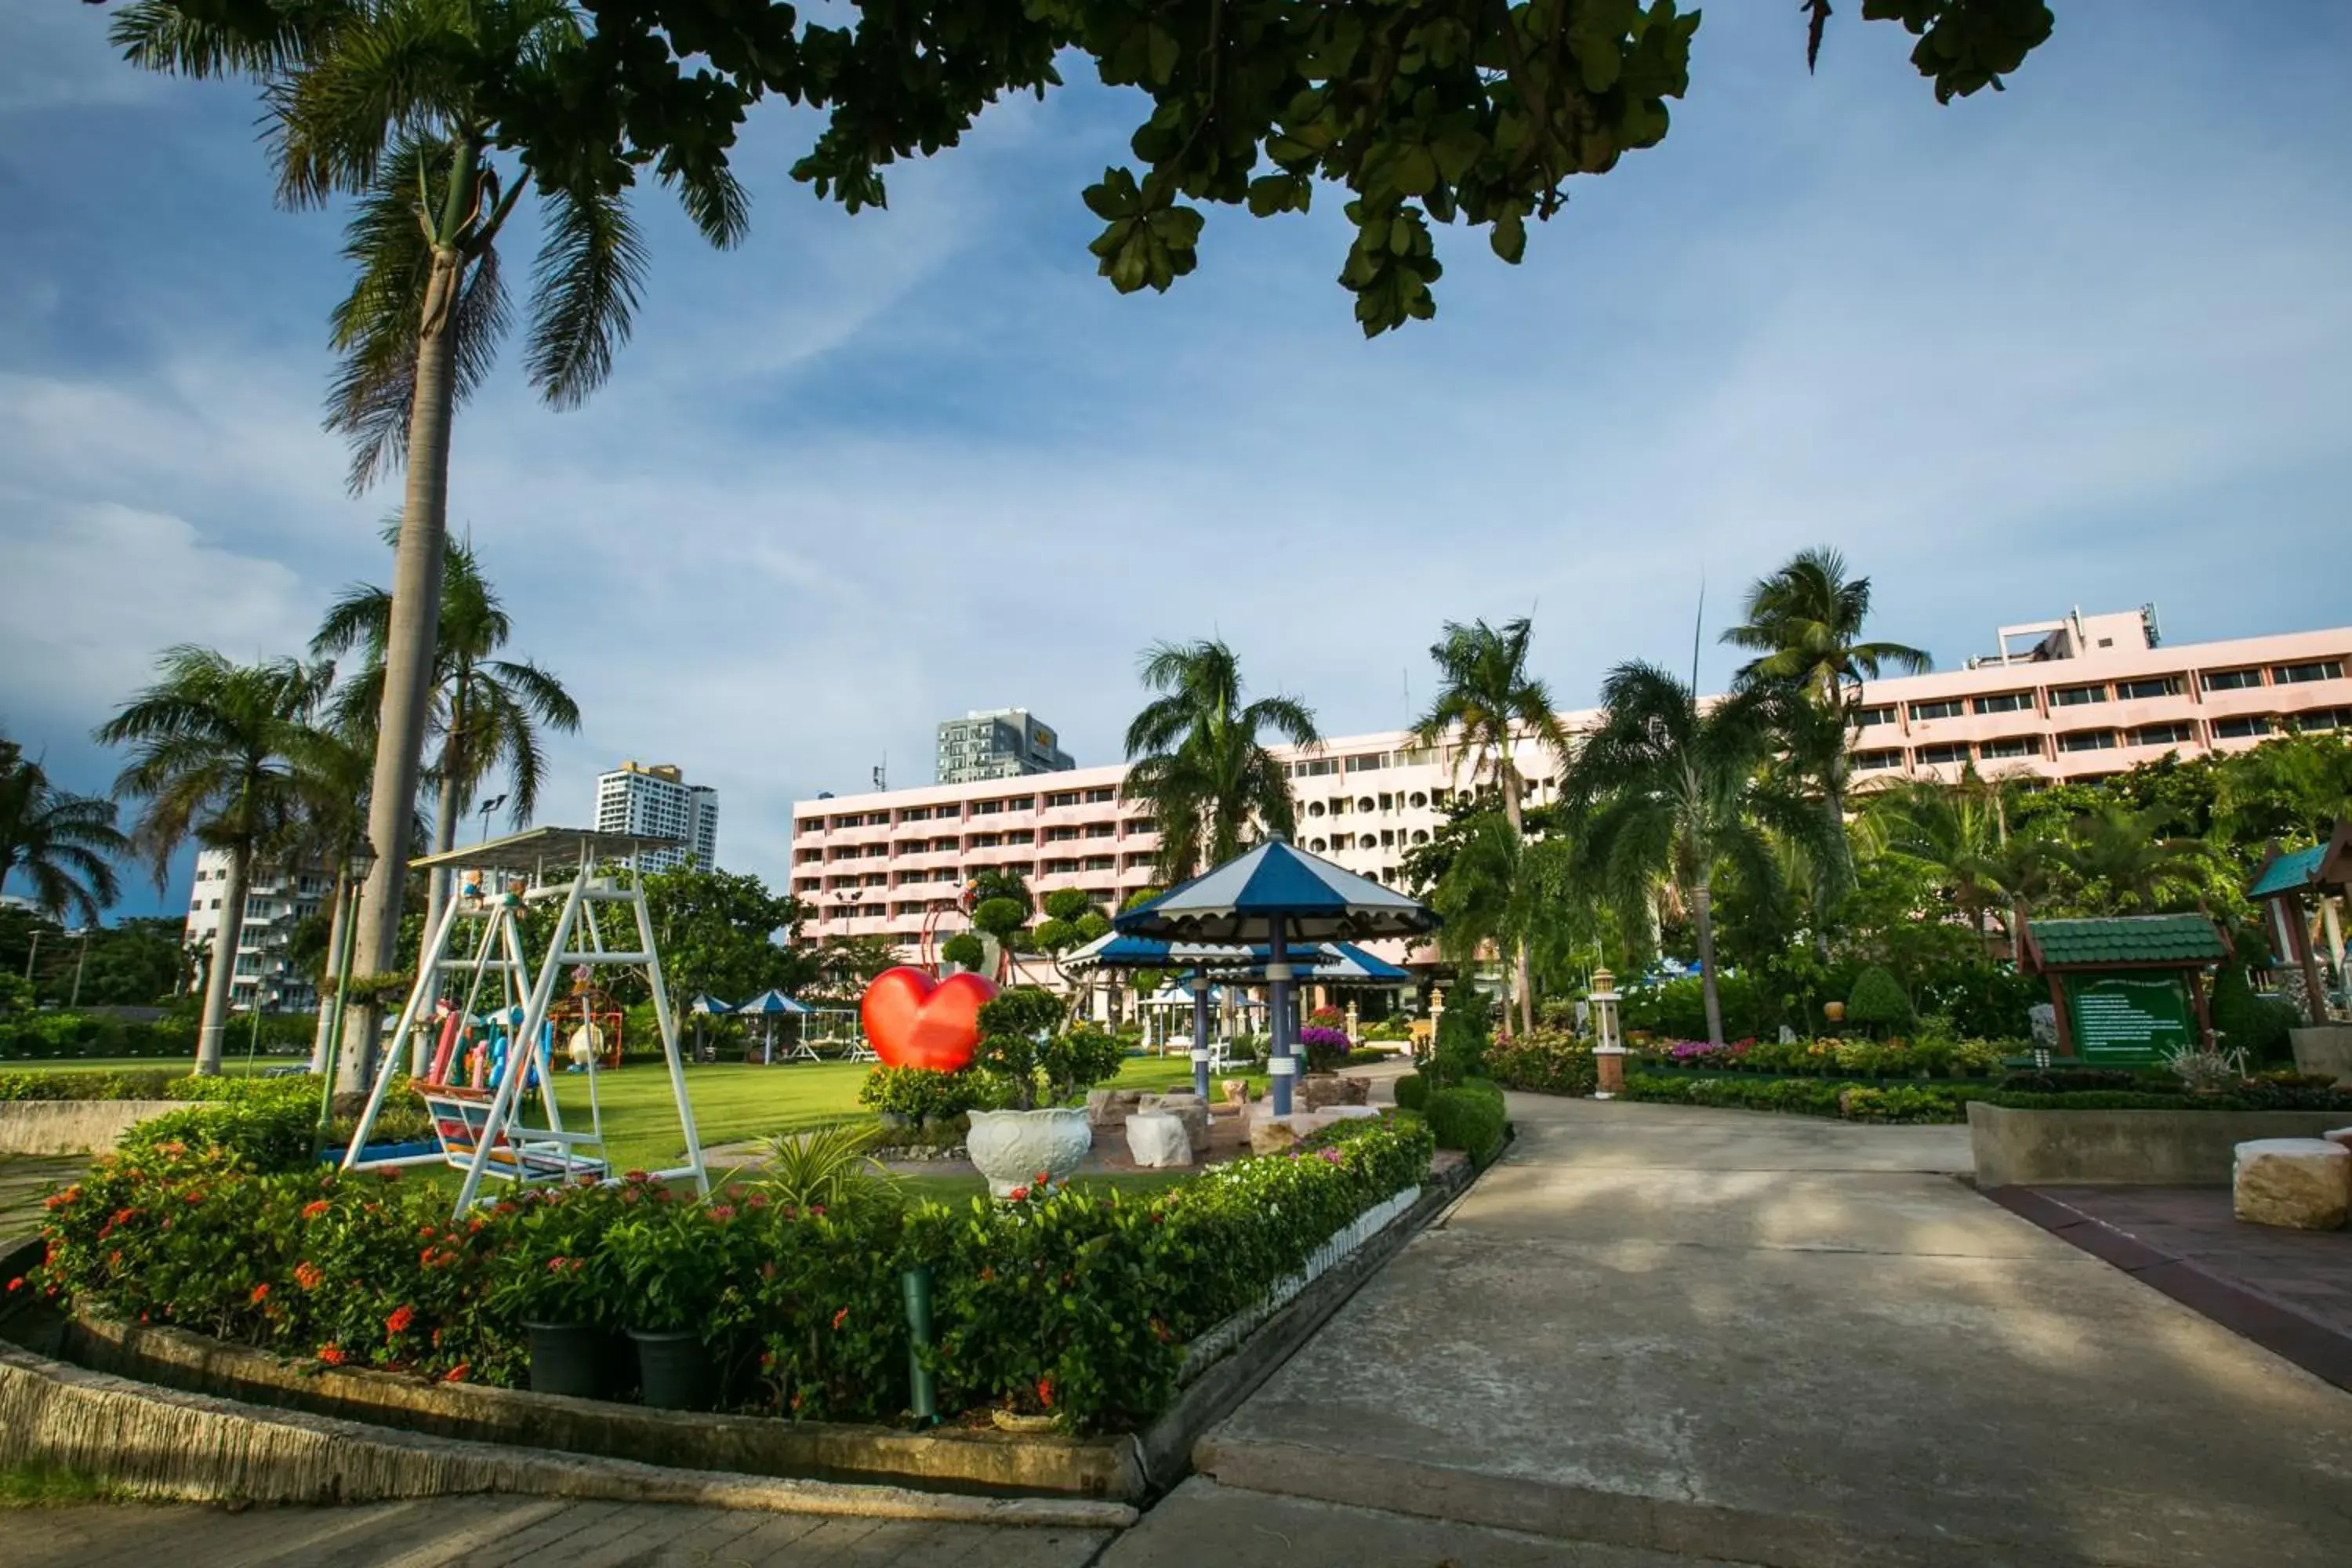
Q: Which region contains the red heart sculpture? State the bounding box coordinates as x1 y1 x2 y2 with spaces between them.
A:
860 967 996 1072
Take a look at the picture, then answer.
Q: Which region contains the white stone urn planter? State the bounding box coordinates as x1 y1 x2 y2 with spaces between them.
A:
965 1108 1092 1197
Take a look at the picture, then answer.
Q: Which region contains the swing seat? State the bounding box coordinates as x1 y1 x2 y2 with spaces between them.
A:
416 1085 609 1185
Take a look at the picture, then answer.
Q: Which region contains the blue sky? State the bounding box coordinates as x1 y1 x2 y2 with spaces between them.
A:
4 2 2349 920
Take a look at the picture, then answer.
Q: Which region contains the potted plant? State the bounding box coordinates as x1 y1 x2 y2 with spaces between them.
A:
604 1186 735 1409
487 1189 626 1399
965 989 1098 1198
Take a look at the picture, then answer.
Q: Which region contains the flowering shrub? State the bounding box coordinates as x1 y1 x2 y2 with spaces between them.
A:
31 1111 1436 1435
1296 1025 1353 1073
858 1065 985 1123
1484 1029 1595 1097
1639 1035 2010 1078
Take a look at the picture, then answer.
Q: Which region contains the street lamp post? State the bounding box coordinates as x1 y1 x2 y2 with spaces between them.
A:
1589 967 1624 1100
69 927 91 1010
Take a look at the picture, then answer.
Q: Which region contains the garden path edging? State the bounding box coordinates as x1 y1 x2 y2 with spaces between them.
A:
0 1336 1134 1526
0 1099 178 1156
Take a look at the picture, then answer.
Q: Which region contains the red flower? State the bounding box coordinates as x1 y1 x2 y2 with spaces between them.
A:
418 1224 436 1237
624 1170 652 1185
295 1261 324 1291
1007 1186 1029 1203
1033 1171 1051 1186
709 1204 736 1221
318 1344 346 1366
441 1363 470 1383
746 1192 770 1208
759 1261 777 1279
249 1283 270 1306
4 1278 20 1294
302 1200 332 1221
830 1307 850 1331
547 1256 571 1273
386 1304 416 1336
1036 1377 1055 1410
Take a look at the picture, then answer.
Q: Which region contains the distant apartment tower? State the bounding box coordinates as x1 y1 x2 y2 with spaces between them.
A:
594 762 718 872
183 851 329 1013
935 709 1075 784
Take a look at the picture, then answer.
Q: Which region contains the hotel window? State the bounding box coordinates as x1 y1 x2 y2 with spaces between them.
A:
1085 823 1115 837
1045 858 1080 874
970 833 1000 848
864 844 888 857
2293 708 2352 733
1855 706 1896 728
1980 736 2041 760
1004 797 1035 811
2058 730 2118 753
899 807 931 822
1083 856 1116 872
1306 800 1325 816
1915 742 1970 766
1308 838 1328 852
1086 787 1116 803
1909 699 1964 722
2273 659 2345 685
2132 722 2194 746
973 799 1004 815
932 837 957 853
2115 677 2182 700
1973 691 2033 715
1046 826 1080 841
1853 750 1903 772
1045 791 1081 808
2050 685 2107 707
2201 668 2263 692
1345 753 1385 773
2213 715 2273 739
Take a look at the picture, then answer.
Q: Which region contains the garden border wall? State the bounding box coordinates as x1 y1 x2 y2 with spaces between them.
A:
0 1100 176 1156
1967 1100 2350 1187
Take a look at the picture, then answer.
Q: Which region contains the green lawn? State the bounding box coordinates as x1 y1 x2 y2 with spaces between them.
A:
0 1056 288 1076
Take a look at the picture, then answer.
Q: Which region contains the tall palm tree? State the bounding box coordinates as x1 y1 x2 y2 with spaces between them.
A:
95 649 333 1075
1858 772 2011 942
1410 617 1571 1033
0 737 128 926
1563 662 1828 1046
114 0 748 1088
1722 547 1931 883
2064 804 2216 913
1123 640 1321 883
278 720 404 1072
313 531 579 931
1428 812 1588 1022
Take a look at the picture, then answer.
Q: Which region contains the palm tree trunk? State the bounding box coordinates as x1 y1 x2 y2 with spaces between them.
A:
1693 872 1726 1047
309 866 349 1073
339 239 468 1094
197 845 251 1076
425 681 466 944
1501 768 1534 1037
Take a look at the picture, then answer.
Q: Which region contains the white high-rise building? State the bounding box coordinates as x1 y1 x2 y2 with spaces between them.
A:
594 762 719 872
182 851 331 1013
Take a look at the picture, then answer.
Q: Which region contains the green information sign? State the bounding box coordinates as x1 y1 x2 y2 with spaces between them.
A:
2061 974 2196 1065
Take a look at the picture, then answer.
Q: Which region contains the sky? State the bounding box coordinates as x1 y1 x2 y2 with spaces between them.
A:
3 2 2349 921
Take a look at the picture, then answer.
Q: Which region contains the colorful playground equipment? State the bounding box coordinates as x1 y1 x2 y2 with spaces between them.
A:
341 827 708 1214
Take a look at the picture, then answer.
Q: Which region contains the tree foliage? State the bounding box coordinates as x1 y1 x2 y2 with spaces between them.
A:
0 734 127 926
1123 639 1319 882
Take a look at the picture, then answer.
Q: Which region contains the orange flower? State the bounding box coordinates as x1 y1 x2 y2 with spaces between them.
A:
4 1278 20 1294
830 1307 850 1331
386 1304 416 1335
295 1261 324 1291
318 1343 346 1366
1036 1377 1055 1410
249 1283 271 1306
441 1363 470 1383
302 1200 332 1221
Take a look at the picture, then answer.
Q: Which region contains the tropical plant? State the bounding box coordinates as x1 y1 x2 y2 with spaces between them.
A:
2214 732 2352 846
114 0 750 1091
2063 804 2216 913
1844 965 1915 1036
972 985 1069 1111
1722 547 1931 888
1858 772 2011 940
752 1123 893 1212
1123 640 1320 883
313 531 580 929
1563 662 1832 1047
0 736 126 925
1426 811 1588 1027
278 719 398 1070
1409 618 1572 1033
95 648 333 1074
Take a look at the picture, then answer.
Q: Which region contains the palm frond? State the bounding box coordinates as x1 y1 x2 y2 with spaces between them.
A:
524 181 647 408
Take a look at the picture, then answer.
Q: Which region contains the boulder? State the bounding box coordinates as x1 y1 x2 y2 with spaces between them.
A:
1220 1078 1253 1109
2232 1138 2351 1231
1248 1114 1305 1156
1086 1088 1142 1131
1139 1092 1210 1148
1298 1073 1370 1110
1124 1112 1192 1168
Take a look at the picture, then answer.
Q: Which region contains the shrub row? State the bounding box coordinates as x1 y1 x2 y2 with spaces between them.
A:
1485 1029 1596 1097
26 1115 1434 1434
1621 1072 2352 1123
1422 1078 1508 1163
1643 1034 2014 1078
0 1011 321 1061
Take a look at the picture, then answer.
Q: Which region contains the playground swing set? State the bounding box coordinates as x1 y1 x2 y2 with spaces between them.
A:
341 828 707 1214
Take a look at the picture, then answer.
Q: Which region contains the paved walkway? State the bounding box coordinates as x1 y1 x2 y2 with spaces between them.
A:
1158 1094 2352 1566
0 1154 79 1254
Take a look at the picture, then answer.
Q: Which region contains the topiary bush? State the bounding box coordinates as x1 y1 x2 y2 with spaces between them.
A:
972 985 1067 1110
1424 998 1492 1088
939 932 985 971
1392 1071 1429 1112
1845 966 1915 1037
1423 1078 1507 1163
2209 964 2300 1065
858 1065 985 1122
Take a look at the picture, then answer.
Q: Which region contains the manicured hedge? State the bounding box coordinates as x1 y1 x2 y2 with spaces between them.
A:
1485 1029 1595 1096
1424 1078 1507 1163
1393 1071 1429 1112
25 1113 1433 1434
0 1011 321 1061
1621 1072 2352 1123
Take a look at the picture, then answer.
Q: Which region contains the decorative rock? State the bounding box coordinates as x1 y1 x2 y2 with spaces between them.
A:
1298 1073 1370 1110
1221 1078 1252 1108
1139 1092 1210 1149
1124 1112 1192 1168
1085 1088 1142 1131
2232 1138 2351 1231
1248 1115 1305 1156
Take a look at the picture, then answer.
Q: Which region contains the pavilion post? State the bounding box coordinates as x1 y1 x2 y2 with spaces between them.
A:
1191 974 1212 1100
1268 926 1295 1116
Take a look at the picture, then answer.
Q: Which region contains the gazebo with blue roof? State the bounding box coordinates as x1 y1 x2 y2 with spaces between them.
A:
1112 835 1436 1114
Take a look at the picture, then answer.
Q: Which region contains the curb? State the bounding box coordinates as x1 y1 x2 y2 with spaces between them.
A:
0 1337 1134 1528
1982 1185 2352 1393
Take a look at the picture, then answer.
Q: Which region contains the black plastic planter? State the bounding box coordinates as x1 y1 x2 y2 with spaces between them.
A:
630 1328 715 1410
524 1321 612 1399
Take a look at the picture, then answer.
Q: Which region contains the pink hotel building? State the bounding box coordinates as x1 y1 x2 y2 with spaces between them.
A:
791 609 2352 958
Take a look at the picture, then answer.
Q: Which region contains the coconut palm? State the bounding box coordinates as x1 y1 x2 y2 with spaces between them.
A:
114 0 749 1086
1427 811 1588 1018
0 737 128 927
1722 547 1931 881
1123 640 1321 883
95 649 333 1074
1563 662 1830 1047
1409 617 1572 1033
1858 772 2012 942
2063 804 2216 913
277 720 412 1071
313 530 579 931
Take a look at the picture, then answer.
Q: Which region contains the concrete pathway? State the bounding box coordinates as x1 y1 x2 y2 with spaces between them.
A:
13 1495 1114 1566
1162 1094 2352 1566
0 1154 80 1254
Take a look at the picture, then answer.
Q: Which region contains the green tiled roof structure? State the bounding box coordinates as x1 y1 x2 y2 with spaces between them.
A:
2027 916 2227 967
2248 844 2328 900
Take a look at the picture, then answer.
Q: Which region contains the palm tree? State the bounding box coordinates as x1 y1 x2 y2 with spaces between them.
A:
1428 811 1588 1022
1123 640 1321 883
1722 547 1931 880
2064 804 2216 913
1859 772 2011 942
0 737 128 926
313 531 579 931
1409 617 1572 1033
1563 662 1829 1046
278 720 398 1072
114 0 747 1087
95 649 333 1074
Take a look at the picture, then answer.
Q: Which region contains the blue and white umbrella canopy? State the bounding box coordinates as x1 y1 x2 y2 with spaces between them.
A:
735 989 815 1015
688 995 735 1016
1113 836 1437 946
1062 930 1411 985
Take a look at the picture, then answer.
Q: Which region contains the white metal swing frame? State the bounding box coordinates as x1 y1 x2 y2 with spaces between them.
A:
340 827 709 1214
